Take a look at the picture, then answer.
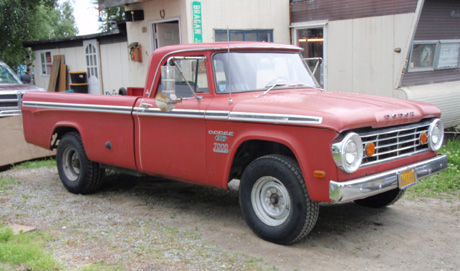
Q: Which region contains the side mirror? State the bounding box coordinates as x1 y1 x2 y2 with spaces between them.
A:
155 65 181 112
20 74 31 84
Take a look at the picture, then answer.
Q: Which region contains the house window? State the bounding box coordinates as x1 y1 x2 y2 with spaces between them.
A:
296 27 324 86
214 30 273 42
436 41 460 69
409 41 437 71
39 51 52 76
408 40 460 72
85 44 98 78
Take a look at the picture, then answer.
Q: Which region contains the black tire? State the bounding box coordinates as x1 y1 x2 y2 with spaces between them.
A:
239 154 319 245
56 132 105 194
354 188 405 208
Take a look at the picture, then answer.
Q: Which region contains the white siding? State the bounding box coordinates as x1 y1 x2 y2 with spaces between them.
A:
186 0 290 44
125 0 290 88
125 0 186 87
33 47 86 90
33 43 130 95
326 13 415 96
100 42 131 94
394 82 460 127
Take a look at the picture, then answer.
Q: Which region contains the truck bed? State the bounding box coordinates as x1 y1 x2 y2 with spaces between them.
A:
22 92 140 170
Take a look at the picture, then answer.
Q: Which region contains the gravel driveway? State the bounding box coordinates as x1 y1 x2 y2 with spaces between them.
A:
1 166 460 270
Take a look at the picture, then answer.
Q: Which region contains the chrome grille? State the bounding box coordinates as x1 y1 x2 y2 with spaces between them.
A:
360 120 431 166
0 91 23 116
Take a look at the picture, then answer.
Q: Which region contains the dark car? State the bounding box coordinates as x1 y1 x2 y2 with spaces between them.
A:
0 61 45 116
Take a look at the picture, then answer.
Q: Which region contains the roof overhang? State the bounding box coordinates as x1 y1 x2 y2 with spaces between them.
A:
98 0 145 9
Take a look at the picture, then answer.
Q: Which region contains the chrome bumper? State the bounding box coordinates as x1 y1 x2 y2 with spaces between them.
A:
329 154 448 203
0 109 22 116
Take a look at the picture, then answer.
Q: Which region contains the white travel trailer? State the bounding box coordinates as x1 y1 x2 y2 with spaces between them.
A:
290 0 460 127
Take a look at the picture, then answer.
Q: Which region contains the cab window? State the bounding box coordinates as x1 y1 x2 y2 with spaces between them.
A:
157 58 209 98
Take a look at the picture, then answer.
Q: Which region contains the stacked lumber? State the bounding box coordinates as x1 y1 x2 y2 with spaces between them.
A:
47 55 67 92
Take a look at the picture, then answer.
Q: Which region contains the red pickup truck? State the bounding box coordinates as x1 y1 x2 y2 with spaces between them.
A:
22 42 447 244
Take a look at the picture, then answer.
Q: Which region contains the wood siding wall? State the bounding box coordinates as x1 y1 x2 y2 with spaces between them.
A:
413 0 460 40
401 0 460 87
402 69 460 86
291 0 417 23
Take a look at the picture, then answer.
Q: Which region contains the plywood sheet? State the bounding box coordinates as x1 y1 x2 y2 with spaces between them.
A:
48 55 66 92
58 63 67 92
47 57 61 92
0 116 55 167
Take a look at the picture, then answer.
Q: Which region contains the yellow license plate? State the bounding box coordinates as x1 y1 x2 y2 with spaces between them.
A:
399 169 417 189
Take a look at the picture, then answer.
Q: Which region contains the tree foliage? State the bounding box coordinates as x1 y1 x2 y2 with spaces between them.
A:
0 0 78 70
92 0 125 32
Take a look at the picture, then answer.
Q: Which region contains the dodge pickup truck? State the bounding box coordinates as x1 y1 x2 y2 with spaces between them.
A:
22 42 448 244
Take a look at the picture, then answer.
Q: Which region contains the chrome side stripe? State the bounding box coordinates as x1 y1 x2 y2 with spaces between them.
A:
135 108 322 125
135 107 206 118
204 110 230 120
22 101 133 114
24 101 323 125
228 112 322 125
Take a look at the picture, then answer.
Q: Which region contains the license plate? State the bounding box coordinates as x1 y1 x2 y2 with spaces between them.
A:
399 169 417 189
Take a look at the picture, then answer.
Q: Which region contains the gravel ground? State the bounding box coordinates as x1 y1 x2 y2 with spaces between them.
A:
1 166 460 270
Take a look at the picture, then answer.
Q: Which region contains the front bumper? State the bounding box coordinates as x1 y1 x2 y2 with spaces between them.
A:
329 154 448 203
0 109 22 116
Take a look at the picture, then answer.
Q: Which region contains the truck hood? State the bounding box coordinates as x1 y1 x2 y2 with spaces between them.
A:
0 84 46 92
230 89 441 132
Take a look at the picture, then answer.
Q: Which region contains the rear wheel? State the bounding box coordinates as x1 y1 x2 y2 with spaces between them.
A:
56 132 105 194
239 155 319 245
354 188 405 208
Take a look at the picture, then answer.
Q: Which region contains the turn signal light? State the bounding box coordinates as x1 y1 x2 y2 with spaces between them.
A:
420 132 428 145
365 142 375 157
313 171 326 179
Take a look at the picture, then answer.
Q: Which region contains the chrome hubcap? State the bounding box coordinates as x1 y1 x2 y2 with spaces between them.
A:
251 176 291 226
62 148 80 182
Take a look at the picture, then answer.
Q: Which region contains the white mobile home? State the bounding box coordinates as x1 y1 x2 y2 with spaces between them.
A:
23 24 130 95
290 0 460 127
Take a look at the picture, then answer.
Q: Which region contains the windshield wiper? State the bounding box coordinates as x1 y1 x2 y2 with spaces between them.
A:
263 82 309 95
263 82 288 95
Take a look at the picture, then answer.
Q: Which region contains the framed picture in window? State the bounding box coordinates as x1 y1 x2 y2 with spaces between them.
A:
436 40 460 69
408 41 437 72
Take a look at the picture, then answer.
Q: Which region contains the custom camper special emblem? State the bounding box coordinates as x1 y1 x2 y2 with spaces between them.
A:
209 130 233 153
213 143 229 153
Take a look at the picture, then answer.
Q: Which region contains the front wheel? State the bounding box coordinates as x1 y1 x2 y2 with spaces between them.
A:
239 155 319 245
56 132 105 194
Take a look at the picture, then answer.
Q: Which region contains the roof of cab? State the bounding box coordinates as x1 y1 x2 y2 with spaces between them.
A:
152 42 302 55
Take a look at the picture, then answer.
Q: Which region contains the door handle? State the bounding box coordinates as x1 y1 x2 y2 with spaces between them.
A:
140 103 153 110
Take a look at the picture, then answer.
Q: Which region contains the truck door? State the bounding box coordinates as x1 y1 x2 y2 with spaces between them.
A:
134 57 211 185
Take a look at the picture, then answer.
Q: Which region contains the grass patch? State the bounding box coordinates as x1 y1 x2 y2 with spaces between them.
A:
0 175 18 191
0 224 60 271
79 261 124 271
12 158 56 170
408 139 460 198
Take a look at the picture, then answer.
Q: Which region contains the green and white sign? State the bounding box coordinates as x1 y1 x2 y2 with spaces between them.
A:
192 1 202 43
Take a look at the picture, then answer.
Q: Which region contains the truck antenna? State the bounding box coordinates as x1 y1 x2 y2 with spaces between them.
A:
227 26 233 105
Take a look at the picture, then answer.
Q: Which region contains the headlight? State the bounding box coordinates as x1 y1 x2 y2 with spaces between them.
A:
428 119 444 151
332 132 363 173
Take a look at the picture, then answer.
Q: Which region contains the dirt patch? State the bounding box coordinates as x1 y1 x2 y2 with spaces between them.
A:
1 167 460 270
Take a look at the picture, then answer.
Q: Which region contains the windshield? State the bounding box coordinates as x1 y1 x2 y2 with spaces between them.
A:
212 51 317 93
0 63 21 84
